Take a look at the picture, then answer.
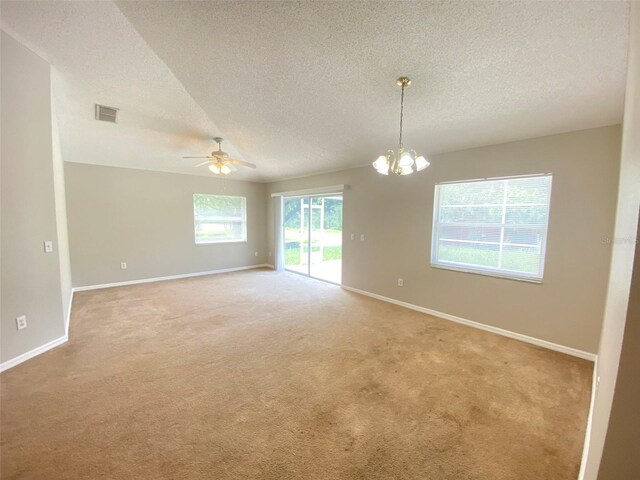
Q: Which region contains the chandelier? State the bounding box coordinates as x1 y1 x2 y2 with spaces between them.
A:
373 77 429 176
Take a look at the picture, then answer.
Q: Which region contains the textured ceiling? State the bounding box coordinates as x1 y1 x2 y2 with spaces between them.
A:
1 1 631 182
0 1 250 179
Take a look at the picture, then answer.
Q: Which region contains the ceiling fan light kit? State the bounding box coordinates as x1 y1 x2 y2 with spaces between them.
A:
373 76 430 176
184 137 256 176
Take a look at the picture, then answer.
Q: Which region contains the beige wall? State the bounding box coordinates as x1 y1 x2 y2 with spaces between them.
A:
1 32 67 363
64 163 268 288
581 3 640 479
267 126 621 354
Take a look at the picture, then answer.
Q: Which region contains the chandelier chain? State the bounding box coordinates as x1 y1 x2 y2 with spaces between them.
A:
399 82 405 149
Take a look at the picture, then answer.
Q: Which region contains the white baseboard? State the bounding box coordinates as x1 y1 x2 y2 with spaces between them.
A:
1 264 274 374
73 264 273 292
341 285 597 361
65 289 74 337
0 334 68 373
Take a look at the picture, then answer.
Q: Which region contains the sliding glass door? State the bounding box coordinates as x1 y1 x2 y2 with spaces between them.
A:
283 196 310 276
283 194 343 284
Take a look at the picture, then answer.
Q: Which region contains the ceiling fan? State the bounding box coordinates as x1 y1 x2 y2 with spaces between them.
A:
184 137 256 175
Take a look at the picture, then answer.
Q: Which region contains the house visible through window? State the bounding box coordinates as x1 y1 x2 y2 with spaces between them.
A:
431 174 552 281
193 194 247 244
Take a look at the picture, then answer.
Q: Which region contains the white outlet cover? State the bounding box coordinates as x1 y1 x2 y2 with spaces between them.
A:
121 262 127 270
350 233 355 240
360 234 365 241
44 241 53 253
255 251 258 256
16 315 27 330
398 278 404 287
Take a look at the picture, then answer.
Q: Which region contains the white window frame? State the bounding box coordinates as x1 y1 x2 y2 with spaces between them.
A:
193 194 248 245
430 174 552 283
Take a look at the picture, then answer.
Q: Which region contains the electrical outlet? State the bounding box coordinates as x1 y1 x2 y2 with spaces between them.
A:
397 278 404 287
16 315 27 330
350 233 355 240
120 262 127 270
254 251 258 257
268 251 272 257
360 234 365 241
44 241 53 253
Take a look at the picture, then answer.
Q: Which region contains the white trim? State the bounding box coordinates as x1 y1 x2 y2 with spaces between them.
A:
0 334 68 373
437 173 552 185
270 184 347 197
195 239 248 245
578 357 599 480
65 289 74 337
341 285 596 361
430 264 543 284
73 264 272 292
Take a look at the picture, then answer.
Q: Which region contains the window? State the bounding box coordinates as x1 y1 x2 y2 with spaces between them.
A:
431 174 552 281
193 194 247 244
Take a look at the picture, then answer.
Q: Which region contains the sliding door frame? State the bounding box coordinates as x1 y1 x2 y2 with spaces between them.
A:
282 192 343 285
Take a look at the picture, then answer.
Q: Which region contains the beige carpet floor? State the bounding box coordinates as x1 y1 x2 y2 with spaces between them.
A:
1 269 592 479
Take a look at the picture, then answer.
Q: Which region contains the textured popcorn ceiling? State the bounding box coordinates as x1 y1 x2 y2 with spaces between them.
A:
1 1 631 182
0 1 248 179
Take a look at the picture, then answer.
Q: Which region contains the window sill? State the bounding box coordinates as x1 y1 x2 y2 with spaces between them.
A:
430 263 543 284
195 240 248 246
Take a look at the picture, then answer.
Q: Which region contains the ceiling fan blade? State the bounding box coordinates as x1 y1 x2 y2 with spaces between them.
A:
183 156 211 159
229 159 257 169
193 160 210 167
228 163 238 172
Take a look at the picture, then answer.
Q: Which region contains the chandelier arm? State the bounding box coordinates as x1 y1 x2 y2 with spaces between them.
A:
387 150 397 175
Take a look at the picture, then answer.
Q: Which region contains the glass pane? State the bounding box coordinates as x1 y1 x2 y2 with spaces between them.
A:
433 175 551 280
439 205 503 224
505 205 548 226
283 197 309 275
501 245 542 275
438 225 501 243
503 227 545 247
437 240 500 268
506 176 552 204
439 180 504 206
193 194 246 244
310 195 343 283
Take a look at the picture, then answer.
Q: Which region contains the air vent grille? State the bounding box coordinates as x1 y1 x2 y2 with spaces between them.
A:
95 104 118 123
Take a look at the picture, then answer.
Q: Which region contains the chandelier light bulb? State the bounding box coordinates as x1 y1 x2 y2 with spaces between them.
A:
209 164 221 174
415 156 430 171
399 151 414 168
373 155 388 170
399 164 414 175
220 165 232 175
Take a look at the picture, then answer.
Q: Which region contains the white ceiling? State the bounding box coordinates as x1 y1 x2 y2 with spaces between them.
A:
1 1 631 182
0 1 249 179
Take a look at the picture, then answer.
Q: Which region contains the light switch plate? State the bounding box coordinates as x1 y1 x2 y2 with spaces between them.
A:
44 241 53 253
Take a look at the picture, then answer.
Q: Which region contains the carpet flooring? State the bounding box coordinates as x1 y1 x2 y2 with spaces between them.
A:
1 269 593 479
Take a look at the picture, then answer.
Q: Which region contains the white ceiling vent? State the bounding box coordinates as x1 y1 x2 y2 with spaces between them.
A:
95 104 118 123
